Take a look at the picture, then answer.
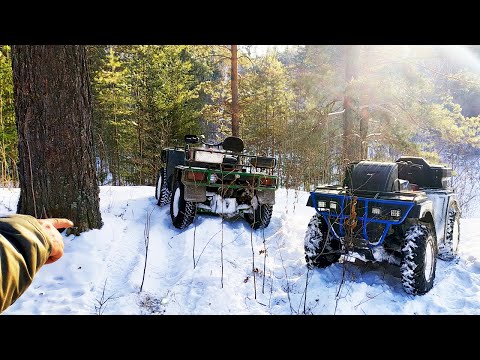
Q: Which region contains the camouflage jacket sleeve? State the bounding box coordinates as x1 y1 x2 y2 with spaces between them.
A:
0 214 52 313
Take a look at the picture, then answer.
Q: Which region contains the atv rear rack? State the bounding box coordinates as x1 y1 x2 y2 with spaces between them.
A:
178 166 278 191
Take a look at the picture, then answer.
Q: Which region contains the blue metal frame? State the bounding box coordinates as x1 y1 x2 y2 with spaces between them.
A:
309 192 415 247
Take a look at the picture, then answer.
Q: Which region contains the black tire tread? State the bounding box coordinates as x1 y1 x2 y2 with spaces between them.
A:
157 168 171 207
170 180 196 229
400 223 437 295
304 214 341 269
245 203 273 230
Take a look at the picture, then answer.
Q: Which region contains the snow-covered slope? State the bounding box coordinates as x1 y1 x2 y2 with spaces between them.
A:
1 186 480 315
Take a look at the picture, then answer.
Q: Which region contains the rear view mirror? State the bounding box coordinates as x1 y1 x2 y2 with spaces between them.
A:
185 135 199 144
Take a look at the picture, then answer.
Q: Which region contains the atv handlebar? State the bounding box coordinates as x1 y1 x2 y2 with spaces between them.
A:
184 134 223 148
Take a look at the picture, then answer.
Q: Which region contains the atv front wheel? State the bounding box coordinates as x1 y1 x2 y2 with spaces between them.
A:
401 223 437 295
438 203 460 261
304 214 341 269
244 198 273 230
170 180 196 229
155 168 171 207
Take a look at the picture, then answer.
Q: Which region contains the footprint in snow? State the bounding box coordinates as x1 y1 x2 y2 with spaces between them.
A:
72 290 85 297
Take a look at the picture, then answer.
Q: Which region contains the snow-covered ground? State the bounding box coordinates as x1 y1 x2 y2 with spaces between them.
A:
1 186 480 315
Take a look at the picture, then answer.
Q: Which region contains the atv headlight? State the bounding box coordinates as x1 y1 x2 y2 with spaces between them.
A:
372 207 381 215
318 200 327 209
330 201 337 210
194 150 224 164
390 209 401 217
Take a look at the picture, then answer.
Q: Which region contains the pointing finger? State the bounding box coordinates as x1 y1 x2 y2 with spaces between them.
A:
48 218 74 229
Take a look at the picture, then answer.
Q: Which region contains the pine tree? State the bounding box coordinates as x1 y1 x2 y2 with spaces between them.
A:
12 45 102 233
0 45 17 186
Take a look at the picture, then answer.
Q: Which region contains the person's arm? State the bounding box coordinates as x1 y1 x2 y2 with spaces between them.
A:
0 214 72 313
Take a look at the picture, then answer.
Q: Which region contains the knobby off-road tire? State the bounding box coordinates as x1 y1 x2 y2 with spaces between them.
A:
170 180 196 229
401 223 437 295
304 214 341 269
155 168 171 206
244 200 273 230
438 203 460 261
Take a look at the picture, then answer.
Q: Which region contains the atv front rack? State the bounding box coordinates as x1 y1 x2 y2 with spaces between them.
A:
309 189 416 247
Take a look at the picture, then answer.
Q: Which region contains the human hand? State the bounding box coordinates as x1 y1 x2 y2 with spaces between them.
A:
37 218 74 264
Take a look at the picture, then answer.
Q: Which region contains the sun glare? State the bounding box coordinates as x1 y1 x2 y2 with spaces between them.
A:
437 45 480 73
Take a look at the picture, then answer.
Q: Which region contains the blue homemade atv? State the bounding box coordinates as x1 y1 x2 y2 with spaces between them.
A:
304 156 460 295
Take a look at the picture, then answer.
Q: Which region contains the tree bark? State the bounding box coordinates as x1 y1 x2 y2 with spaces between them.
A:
359 45 373 161
231 45 239 137
12 45 103 233
342 45 361 165
359 107 369 160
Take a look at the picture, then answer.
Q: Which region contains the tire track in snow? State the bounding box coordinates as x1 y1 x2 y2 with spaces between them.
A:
136 197 198 313
92 187 155 314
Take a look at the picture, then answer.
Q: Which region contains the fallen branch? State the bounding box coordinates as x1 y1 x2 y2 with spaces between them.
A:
194 229 222 268
139 206 155 293
250 227 257 299
353 290 386 310
261 229 268 294
95 278 117 315
193 207 198 269
279 250 295 314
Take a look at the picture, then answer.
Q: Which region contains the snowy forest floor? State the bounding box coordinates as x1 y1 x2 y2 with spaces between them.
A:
2 186 480 315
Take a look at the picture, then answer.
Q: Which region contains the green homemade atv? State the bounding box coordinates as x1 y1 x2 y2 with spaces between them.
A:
155 135 278 230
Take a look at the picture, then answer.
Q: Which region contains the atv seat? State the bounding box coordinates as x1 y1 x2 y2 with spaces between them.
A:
250 156 276 169
222 136 244 153
222 154 240 170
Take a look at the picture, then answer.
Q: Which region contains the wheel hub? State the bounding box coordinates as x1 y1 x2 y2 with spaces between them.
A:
452 217 460 253
424 237 435 281
173 187 181 217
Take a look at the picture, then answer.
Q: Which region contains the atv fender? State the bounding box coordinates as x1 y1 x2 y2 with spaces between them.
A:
408 199 434 220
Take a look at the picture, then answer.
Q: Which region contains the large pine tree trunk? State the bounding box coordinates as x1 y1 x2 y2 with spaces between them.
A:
12 45 103 233
359 107 369 160
342 45 361 166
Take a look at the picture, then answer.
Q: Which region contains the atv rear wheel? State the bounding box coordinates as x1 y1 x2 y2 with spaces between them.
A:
438 202 460 261
401 223 437 295
155 168 171 207
244 197 273 230
304 214 341 269
170 180 196 229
